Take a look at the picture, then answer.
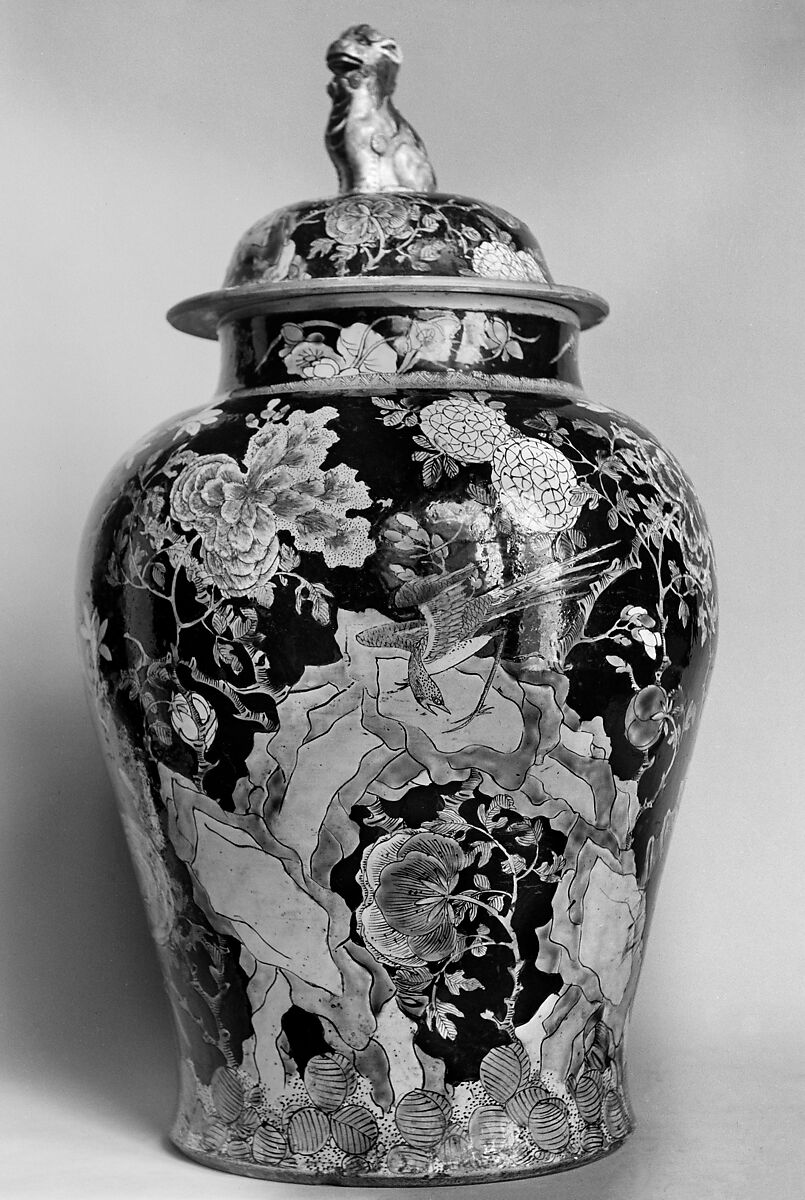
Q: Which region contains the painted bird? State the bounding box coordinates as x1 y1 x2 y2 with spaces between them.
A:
357 545 611 727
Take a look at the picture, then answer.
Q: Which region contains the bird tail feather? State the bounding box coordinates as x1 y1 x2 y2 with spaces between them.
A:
489 543 616 620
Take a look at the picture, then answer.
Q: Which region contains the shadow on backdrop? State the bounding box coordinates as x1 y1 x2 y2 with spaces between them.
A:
0 675 175 1133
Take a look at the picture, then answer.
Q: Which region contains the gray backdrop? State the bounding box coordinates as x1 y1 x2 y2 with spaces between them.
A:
2 1 803 1196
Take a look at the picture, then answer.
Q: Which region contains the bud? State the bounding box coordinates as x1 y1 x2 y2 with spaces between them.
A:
170 691 218 752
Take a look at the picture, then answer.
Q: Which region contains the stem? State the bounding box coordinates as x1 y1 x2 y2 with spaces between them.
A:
452 891 510 921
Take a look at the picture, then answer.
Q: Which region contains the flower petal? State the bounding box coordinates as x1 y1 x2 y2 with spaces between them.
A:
376 852 453 936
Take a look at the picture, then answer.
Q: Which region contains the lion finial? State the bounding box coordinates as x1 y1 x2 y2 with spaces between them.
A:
325 26 436 194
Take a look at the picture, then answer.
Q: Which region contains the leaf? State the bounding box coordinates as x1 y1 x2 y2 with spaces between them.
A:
121 669 141 699
272 491 313 520
232 609 258 638
422 457 442 487
214 642 243 674
605 655 628 671
383 408 409 427
146 661 172 685
488 894 505 911
308 585 332 625
444 970 483 995
473 873 490 890
505 340 523 359
396 965 433 994
443 456 459 479
151 561 166 589
295 508 340 537
296 477 326 499
678 599 690 627
468 482 496 506
483 794 514 829
474 839 493 868
607 508 619 530
309 237 335 258
166 540 195 570
423 812 467 834
431 999 463 1040
251 582 275 609
152 720 173 746
336 322 397 374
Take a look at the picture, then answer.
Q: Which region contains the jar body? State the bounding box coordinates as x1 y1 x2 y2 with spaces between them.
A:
78 302 716 1184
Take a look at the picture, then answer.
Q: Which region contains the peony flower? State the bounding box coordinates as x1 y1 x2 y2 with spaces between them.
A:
396 313 461 365
281 323 397 380
324 196 413 247
171 453 283 598
169 408 375 590
358 831 469 966
281 336 344 379
472 240 548 284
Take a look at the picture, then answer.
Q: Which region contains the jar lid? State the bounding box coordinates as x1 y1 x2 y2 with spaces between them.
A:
167 24 608 339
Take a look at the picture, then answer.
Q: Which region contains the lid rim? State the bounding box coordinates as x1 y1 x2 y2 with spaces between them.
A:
167 277 609 340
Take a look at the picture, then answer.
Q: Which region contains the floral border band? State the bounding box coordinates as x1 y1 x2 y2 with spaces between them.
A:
219 307 582 395
225 193 553 290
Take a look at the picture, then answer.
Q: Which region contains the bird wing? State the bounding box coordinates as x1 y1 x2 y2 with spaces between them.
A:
395 564 478 611
420 569 487 661
356 618 426 651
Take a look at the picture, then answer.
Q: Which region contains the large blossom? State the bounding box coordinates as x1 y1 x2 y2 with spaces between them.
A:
395 313 462 366
281 322 396 380
171 453 282 597
169 408 374 594
358 831 469 967
418 396 509 463
472 240 548 284
491 437 583 534
324 196 413 246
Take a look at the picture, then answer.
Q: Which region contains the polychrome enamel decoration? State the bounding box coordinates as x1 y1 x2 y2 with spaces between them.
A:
78 24 716 1186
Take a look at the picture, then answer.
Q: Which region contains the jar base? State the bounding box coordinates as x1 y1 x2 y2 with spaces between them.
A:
170 1126 632 1187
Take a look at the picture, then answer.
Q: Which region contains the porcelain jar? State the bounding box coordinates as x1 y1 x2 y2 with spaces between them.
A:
77 24 717 1186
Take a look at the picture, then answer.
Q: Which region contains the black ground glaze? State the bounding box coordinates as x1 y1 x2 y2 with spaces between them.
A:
87 381 714 1097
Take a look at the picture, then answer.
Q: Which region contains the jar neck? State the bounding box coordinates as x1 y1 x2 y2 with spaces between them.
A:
215 299 585 399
